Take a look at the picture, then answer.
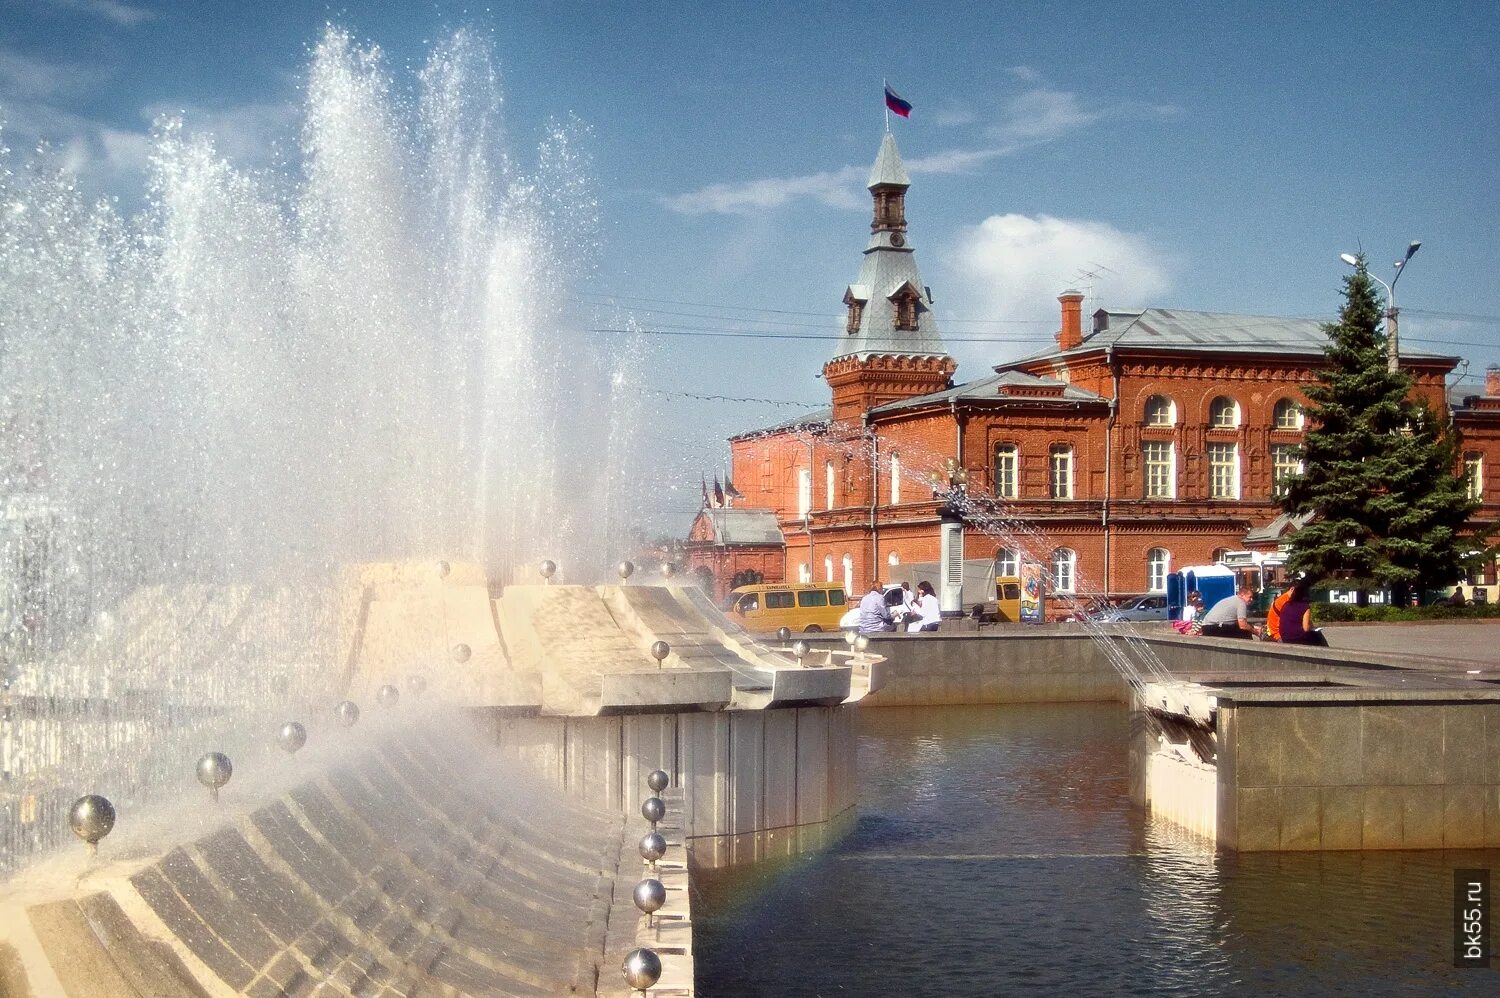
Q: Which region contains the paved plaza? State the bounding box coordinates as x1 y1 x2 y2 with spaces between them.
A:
1321 620 1500 670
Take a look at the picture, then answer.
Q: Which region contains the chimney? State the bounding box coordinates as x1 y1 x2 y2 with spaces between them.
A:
1487 365 1500 397
1057 290 1085 351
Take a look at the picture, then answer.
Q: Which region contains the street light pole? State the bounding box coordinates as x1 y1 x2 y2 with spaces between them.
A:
1340 241 1421 374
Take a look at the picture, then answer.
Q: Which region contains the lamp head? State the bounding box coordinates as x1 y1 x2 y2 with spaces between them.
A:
1404 240 1421 261
1339 253 1360 268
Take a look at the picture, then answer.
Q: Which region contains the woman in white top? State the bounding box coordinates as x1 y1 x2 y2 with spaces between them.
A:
908 580 943 632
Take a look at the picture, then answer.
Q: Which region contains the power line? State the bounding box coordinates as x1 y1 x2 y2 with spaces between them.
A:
575 292 1054 325
639 387 822 408
592 326 1499 350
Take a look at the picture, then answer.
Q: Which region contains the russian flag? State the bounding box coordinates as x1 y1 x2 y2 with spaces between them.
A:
884 83 912 118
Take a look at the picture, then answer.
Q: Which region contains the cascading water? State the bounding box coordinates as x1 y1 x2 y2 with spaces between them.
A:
0 27 645 872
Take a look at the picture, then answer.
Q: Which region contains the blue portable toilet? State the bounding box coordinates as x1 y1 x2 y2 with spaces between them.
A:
1168 564 1236 620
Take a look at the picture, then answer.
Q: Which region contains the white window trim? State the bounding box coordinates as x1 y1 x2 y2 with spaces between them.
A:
1049 446 1074 500
797 468 812 518
1143 440 1176 499
798 562 811 583
1147 548 1170 593
996 548 1019 577
994 444 1018 500
842 554 855 593
825 460 835 510
890 454 902 505
1052 549 1076 593
824 555 834 583
1208 442 1239 500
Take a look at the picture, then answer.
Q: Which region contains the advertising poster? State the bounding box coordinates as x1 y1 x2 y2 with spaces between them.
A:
1019 560 1045 624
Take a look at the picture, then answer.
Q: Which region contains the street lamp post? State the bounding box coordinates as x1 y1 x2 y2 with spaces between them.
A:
1340 241 1421 374
929 459 969 619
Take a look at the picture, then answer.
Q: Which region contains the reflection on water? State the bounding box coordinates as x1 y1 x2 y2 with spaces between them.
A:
692 703 1499 996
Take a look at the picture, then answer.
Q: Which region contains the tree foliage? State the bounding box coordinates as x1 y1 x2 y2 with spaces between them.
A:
1283 257 1482 602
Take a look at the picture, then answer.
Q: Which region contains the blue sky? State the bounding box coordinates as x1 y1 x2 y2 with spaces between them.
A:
3 0 1498 527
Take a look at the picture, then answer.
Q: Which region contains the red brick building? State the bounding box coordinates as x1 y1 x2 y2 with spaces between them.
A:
687 134 1500 607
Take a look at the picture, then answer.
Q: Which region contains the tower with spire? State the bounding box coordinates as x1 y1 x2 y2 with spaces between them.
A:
823 132 956 424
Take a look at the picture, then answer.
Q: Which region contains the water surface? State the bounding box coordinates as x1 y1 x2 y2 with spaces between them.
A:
693 703 1498 996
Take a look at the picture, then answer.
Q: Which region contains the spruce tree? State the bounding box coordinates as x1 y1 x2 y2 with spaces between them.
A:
1283 257 1482 603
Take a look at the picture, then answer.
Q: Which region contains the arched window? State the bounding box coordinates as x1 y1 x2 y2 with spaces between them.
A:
887 552 900 568
798 562 811 583
995 548 1019 577
993 444 1018 499
825 460 836 509
1144 395 1176 426
890 454 902 504
1052 548 1077 593
824 555 834 582
1209 396 1240 429
1147 548 1170 592
842 554 855 593
797 467 812 517
1273 398 1304 430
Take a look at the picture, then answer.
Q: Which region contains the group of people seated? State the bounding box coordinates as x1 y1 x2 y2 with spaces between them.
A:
1174 578 1327 645
857 581 943 634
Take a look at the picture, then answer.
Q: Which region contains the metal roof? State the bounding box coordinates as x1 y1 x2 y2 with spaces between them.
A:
1243 510 1314 544
867 132 910 188
869 370 1106 416
732 407 832 440
1005 306 1457 369
834 136 946 363
699 508 786 547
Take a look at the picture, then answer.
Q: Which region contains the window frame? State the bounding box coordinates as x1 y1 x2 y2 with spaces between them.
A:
1208 442 1239 499
1143 440 1174 498
1048 445 1074 500
1144 395 1176 427
993 443 1019 500
1147 548 1170 593
1209 396 1241 430
1052 548 1076 593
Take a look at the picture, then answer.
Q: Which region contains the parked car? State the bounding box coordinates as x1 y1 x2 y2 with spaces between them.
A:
1093 594 1169 623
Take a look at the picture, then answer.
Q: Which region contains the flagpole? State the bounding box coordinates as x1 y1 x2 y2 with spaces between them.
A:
883 77 890 133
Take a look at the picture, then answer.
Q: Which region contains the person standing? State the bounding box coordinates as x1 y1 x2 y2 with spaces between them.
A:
1199 585 1260 639
858 582 895 633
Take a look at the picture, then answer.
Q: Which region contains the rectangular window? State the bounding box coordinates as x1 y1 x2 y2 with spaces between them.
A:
797 468 811 518
995 548 1019 577
825 461 835 510
1143 441 1173 498
1465 453 1484 501
994 445 1017 499
1049 447 1073 500
891 455 902 504
1208 443 1238 499
1272 444 1303 497
827 588 844 606
765 591 795 609
797 590 828 607
798 562 811 583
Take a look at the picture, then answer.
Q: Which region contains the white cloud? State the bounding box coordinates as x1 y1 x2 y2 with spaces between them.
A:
661 164 864 215
939 213 1174 371
932 103 977 127
0 49 102 100
1007 65 1041 83
39 0 156 27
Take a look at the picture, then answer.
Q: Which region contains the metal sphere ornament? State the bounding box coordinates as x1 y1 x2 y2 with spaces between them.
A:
792 639 809 661
451 643 472 664
639 830 667 863
622 948 663 992
776 626 792 642
278 721 307 754
650 640 670 664
196 751 233 803
377 684 400 708
641 796 666 826
435 559 451 579
69 794 115 855
647 769 670 793
617 560 636 581
539 559 558 581
335 700 360 728
855 634 871 653
406 674 428 696
634 877 667 925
